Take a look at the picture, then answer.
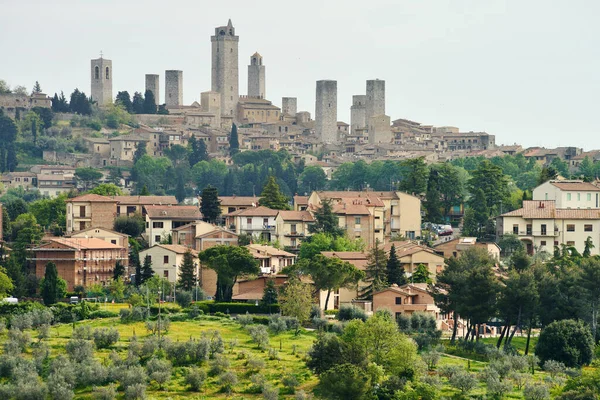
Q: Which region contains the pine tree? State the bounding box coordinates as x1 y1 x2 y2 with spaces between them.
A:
139 184 150 196
132 92 144 114
362 239 388 298
40 262 65 305
386 244 406 286
309 199 345 237
113 260 125 280
177 250 197 291
143 90 157 114
4 256 25 298
51 93 60 112
412 264 431 284
262 279 278 305
425 169 443 223
33 81 42 93
229 123 239 156
200 185 221 224
130 247 142 286
259 176 290 210
141 254 154 284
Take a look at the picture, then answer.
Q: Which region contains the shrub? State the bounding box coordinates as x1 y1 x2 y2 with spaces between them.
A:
268 347 280 360
204 302 280 314
120 365 147 390
246 356 265 371
175 291 193 308
282 373 300 392
337 305 367 321
10 313 33 330
310 305 322 319
523 382 551 400
269 315 288 333
30 308 54 327
146 357 171 389
250 373 266 393
93 328 120 349
73 325 93 340
219 371 238 395
185 367 207 391
543 360 567 377
283 316 300 332
295 390 309 400
93 385 117 400
187 306 203 319
318 363 371 400
205 330 224 358
535 319 594 368
12 381 47 400
449 370 477 395
77 360 109 387
47 377 74 400
120 306 148 323
209 355 230 376
421 349 441 371
262 383 279 400
247 324 270 349
306 333 345 375
89 310 119 319
486 375 513 398
124 383 146 400
6 328 31 353
66 339 94 363
37 324 50 341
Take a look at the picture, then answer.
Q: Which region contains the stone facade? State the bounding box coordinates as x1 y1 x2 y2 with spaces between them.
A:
237 96 280 124
165 70 183 106
211 19 239 119
365 79 385 120
368 114 392 144
90 57 113 106
66 194 118 234
315 80 337 143
247 52 265 99
145 74 160 106
281 97 297 116
351 95 366 135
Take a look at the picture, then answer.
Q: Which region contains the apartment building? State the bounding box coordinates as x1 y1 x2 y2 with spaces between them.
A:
274 210 314 250
68 227 129 250
224 206 278 241
139 244 199 284
172 221 238 250
245 244 296 274
66 194 118 234
145 205 202 247
217 196 259 215
373 283 442 325
114 195 178 217
532 180 600 208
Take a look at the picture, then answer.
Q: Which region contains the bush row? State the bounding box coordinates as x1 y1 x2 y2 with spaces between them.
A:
193 301 280 315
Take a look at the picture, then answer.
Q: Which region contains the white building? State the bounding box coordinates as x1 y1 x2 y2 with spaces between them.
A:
224 206 278 242
533 180 600 209
145 205 202 247
139 244 199 284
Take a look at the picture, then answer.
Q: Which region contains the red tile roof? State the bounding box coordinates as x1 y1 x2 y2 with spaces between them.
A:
67 194 117 203
145 205 202 220
35 237 124 250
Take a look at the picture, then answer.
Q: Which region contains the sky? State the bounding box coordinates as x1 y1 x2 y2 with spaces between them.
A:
1 0 599 149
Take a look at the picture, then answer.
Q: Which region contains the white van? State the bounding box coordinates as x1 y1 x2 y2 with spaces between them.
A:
2 297 18 304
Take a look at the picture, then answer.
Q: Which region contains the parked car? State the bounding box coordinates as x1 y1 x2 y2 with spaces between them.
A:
1 297 18 304
69 296 79 304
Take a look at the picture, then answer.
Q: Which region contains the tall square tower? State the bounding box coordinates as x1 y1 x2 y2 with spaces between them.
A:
211 19 239 118
366 79 385 119
248 52 265 99
145 74 160 106
165 70 183 106
315 80 337 143
91 57 112 106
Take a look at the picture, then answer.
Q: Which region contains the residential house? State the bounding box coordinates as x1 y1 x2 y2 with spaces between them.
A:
245 244 296 275
139 244 199 285
218 196 259 215
375 191 422 240
532 180 600 209
373 283 443 326
497 200 600 255
434 237 501 260
224 206 278 241
31 238 127 290
67 227 129 250
0 172 36 191
66 194 118 234
274 210 314 250
232 275 288 302
293 195 309 211
37 174 75 197
145 205 202 247
114 195 178 217
172 221 238 250
108 134 149 163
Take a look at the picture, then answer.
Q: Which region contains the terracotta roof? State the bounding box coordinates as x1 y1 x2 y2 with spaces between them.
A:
34 237 124 250
155 244 198 256
226 206 278 217
108 134 149 142
246 244 296 258
218 196 259 206
145 205 202 220
68 227 129 237
383 241 441 258
277 210 314 222
316 191 386 207
321 251 368 269
501 200 600 219
332 203 371 215
232 290 264 301
67 194 117 203
550 181 600 192
293 195 309 205
112 195 178 205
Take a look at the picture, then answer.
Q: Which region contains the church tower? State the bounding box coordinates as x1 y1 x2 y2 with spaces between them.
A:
211 19 239 118
90 55 112 106
248 52 265 99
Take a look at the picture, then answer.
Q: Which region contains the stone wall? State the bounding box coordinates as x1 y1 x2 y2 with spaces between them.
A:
281 97 297 116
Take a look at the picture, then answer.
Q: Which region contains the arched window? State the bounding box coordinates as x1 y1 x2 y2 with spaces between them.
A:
105 67 110 80
94 66 99 79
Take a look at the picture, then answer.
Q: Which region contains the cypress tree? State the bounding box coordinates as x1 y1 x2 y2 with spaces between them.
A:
229 123 239 156
200 185 221 224
141 254 154 284
143 90 157 114
113 260 125 280
41 262 63 305
130 247 142 286
175 174 186 203
177 250 197 291
262 279 278 306
361 239 388 298
386 244 406 286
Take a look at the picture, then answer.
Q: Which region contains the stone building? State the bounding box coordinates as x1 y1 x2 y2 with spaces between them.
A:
145 74 160 106
237 96 280 124
32 238 127 290
0 93 51 118
368 114 392 144
365 79 385 121
211 19 239 120
145 205 202 247
315 80 337 143
247 52 265 99
90 56 112 106
66 194 118 234
351 95 367 135
281 97 297 116
165 70 183 107
108 134 149 163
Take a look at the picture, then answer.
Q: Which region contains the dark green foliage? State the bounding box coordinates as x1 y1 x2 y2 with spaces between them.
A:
132 92 144 114
318 363 371 400
113 261 125 280
229 123 239 156
261 279 278 305
143 90 157 114
114 214 145 237
31 106 53 129
398 157 428 195
258 176 290 210
177 251 197 291
308 200 345 237
386 244 406 286
175 291 193 308
74 167 103 191
200 185 221 224
133 141 146 164
141 255 154 285
412 264 431 284
40 262 66 305
115 91 133 113
535 319 594 368
425 167 444 223
188 136 208 166
92 327 119 349
337 305 367 322
69 89 92 115
157 104 169 114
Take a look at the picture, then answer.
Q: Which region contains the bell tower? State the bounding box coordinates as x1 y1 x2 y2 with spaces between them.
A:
248 52 265 99
90 54 112 106
211 19 239 118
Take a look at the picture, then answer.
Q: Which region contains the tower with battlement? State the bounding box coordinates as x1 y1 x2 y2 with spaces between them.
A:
366 79 385 120
282 97 297 116
90 56 112 106
315 80 337 143
351 95 366 135
248 52 265 99
145 74 160 106
211 19 239 119
165 70 183 106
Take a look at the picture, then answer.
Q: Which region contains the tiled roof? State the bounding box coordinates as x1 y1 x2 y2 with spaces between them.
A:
332 203 371 215
67 194 117 203
112 196 178 205
35 237 124 250
156 244 198 256
108 134 149 142
246 244 296 258
293 195 309 205
277 210 314 222
227 206 278 217
550 181 600 192
501 200 600 219
316 191 386 207
68 227 129 237
145 205 202 220
218 196 259 206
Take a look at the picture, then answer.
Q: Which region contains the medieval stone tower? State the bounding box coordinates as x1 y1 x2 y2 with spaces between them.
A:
145 74 160 106
165 70 183 106
351 95 366 135
90 56 112 106
315 80 337 143
248 52 265 98
211 19 239 118
282 97 297 116
366 79 385 120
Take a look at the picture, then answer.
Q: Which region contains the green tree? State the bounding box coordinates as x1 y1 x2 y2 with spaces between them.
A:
29 194 66 233
579 257 600 341
0 80 11 94
412 264 431 284
425 168 444 223
132 91 144 114
177 250 197 292
188 135 209 166
69 88 92 115
90 183 123 196
318 363 371 400
362 239 388 298
464 189 489 238
40 262 66 305
199 246 259 301
535 319 594 368
143 90 157 114
175 173 186 203
0 112 18 173
130 246 142 287
141 254 154 284
279 278 313 323
113 214 145 237
259 176 290 210
133 141 147 164
386 244 406 286
538 166 558 185
200 185 221 224
262 279 278 305
32 81 42 93
11 213 44 266
468 160 510 217
229 123 239 156
309 199 345 237
583 236 595 258
115 91 133 113
74 167 103 191
298 166 327 194
113 261 125 280
4 256 25 298
578 157 595 181
0 266 13 298
132 155 171 194
109 277 125 301
551 157 570 178
398 157 428 195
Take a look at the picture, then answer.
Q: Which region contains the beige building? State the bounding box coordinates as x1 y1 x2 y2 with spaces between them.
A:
434 237 501 260
66 194 118 234
533 180 600 208
37 174 75 197
172 221 238 250
67 227 129 250
373 283 443 325
108 134 149 163
0 172 36 191
237 96 281 124
140 244 199 284
224 206 278 242
114 195 178 217
145 205 202 247
497 200 600 255
218 196 259 215
245 244 296 274
274 210 314 250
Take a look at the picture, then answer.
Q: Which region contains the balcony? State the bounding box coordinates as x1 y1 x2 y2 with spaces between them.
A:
241 225 276 232
284 231 305 237
71 213 91 220
505 230 559 237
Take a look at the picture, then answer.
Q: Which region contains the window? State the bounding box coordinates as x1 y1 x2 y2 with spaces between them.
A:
541 224 547 235
541 241 547 246
355 217 361 225
290 224 297 234
545 193 548 200
94 66 99 79
513 224 519 234
526 224 532 235
585 224 593 232
588 193 592 201
395 297 402 305
567 193 572 201
567 241 575 246
111 240 117 244
105 67 110 80
155 235 160 243
578 193 581 201
263 218 269 226
567 224 575 232
153 222 164 228
246 218 252 225
554 241 559 246
163 270 169 278
163 255 169 264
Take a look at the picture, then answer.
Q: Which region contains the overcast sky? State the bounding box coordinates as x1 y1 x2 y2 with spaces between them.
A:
2 0 598 149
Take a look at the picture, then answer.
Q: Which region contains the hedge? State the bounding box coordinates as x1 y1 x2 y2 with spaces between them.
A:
149 304 182 316
89 310 119 319
0 301 46 317
204 302 280 315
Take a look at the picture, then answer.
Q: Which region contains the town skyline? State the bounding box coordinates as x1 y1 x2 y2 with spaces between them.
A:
1 0 599 149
